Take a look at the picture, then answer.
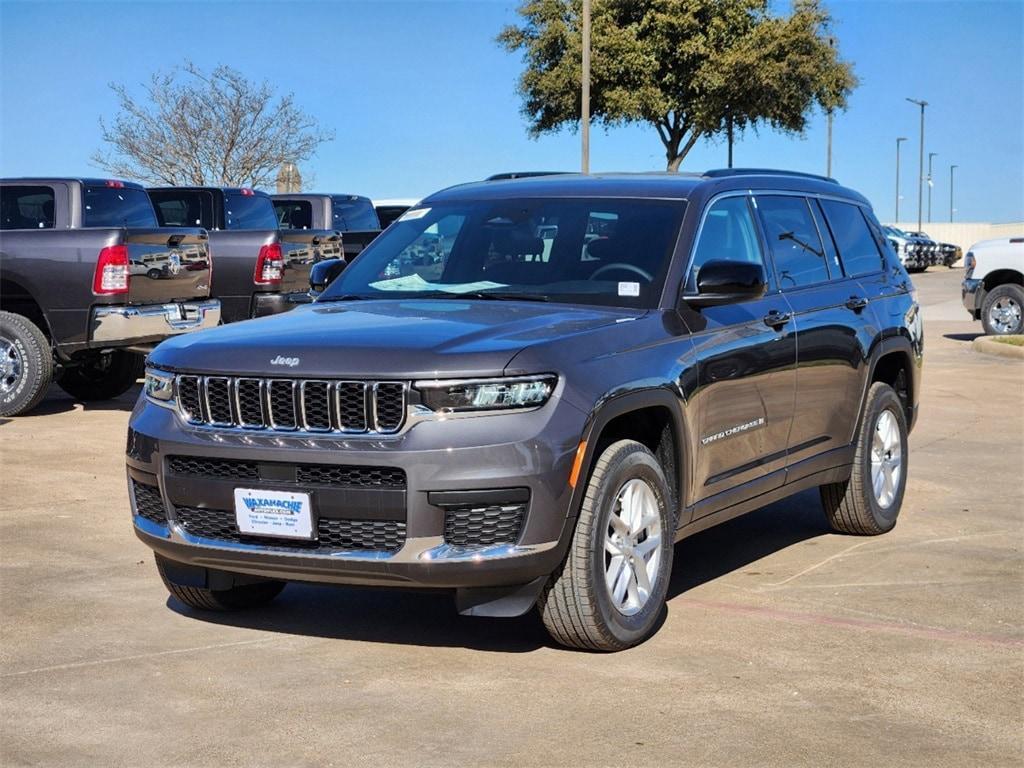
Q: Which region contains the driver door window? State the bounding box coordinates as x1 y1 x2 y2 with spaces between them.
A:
686 196 764 293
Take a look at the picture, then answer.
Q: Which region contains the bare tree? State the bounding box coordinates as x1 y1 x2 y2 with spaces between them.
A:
93 62 334 187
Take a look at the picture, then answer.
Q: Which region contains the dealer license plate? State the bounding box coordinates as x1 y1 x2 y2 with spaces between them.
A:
234 488 314 540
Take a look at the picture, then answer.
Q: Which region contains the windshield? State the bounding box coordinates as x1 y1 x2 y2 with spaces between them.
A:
224 193 278 230
319 197 686 309
331 196 381 230
82 186 158 228
884 225 909 238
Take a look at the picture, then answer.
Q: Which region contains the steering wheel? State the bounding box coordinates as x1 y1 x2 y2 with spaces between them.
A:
589 262 653 282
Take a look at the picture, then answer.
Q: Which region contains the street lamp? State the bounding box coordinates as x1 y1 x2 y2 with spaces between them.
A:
950 164 958 222
895 137 908 222
581 0 591 173
906 98 928 232
927 152 938 223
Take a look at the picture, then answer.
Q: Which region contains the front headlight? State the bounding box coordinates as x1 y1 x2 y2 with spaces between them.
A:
416 375 556 413
144 368 175 403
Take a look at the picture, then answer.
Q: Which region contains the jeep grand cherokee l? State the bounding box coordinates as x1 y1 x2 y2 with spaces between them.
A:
127 170 922 651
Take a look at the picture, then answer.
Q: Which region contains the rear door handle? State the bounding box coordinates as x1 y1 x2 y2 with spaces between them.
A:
845 296 868 311
763 310 792 329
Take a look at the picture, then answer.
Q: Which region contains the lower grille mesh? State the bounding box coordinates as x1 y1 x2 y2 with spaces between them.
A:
443 503 526 547
132 481 167 524
174 506 406 552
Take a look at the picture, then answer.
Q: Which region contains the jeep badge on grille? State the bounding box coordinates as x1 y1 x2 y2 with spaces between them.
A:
270 356 299 367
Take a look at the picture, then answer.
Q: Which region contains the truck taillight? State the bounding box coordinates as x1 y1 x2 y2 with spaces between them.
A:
254 243 284 285
93 245 130 295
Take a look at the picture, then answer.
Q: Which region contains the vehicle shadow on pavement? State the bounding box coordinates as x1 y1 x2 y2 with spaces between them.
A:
665 488 830 600
942 332 983 343
169 489 830 652
14 383 142 418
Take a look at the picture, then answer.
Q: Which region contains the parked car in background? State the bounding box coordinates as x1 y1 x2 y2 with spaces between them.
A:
148 187 339 323
272 193 380 262
0 178 217 416
128 169 921 651
373 198 419 229
883 225 934 272
962 236 1024 335
905 230 961 268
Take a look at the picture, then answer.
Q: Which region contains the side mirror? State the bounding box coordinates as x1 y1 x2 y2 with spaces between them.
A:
684 260 766 308
309 258 346 294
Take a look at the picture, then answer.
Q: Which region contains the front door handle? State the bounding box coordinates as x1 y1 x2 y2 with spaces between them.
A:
845 295 869 311
763 310 792 329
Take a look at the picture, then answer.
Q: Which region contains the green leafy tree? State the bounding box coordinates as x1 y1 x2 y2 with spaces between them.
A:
498 0 857 171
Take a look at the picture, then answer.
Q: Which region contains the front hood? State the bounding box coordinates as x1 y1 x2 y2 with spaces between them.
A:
150 299 641 378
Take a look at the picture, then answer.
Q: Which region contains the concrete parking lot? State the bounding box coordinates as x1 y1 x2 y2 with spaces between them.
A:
1 267 1021 767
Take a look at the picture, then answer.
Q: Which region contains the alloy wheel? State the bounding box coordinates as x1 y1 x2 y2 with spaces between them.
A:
870 409 903 509
604 478 662 616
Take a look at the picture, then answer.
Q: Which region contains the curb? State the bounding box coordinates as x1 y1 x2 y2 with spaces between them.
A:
972 336 1024 360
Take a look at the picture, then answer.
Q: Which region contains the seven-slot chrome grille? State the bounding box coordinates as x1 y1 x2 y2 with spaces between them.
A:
175 375 407 434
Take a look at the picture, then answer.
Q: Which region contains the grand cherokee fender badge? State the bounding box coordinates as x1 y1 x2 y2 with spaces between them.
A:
270 355 300 367
701 417 765 446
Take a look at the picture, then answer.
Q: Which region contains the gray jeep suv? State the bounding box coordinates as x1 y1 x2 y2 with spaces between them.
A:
127 170 922 651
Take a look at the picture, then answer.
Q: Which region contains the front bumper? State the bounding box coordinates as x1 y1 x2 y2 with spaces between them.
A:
91 299 221 345
962 277 984 318
126 393 584 590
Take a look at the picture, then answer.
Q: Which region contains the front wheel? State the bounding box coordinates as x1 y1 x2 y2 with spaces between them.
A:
57 350 143 401
539 440 675 651
820 382 908 535
981 284 1024 336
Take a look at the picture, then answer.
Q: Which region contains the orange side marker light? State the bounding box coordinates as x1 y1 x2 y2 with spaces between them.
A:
568 440 587 488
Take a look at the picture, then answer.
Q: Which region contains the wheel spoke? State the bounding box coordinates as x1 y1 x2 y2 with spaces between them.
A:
609 511 629 536
635 534 661 557
634 558 652 596
612 562 631 604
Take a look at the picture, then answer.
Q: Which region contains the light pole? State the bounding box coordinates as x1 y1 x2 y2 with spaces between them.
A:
895 137 907 222
581 0 591 174
906 98 928 232
927 151 938 223
950 164 958 222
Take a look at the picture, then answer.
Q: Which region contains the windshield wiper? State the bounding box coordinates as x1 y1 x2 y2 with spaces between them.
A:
316 294 374 302
413 291 550 303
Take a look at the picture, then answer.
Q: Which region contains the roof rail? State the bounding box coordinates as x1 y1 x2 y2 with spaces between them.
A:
485 171 570 181
703 168 838 184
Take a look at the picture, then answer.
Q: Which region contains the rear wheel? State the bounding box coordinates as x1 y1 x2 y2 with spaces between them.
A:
820 382 908 535
0 311 53 417
57 350 143 401
156 557 285 611
981 284 1024 336
539 440 674 651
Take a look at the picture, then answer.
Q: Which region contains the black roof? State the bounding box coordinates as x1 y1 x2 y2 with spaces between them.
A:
426 170 869 207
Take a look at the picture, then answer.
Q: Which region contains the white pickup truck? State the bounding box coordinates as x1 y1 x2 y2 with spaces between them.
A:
962 236 1024 335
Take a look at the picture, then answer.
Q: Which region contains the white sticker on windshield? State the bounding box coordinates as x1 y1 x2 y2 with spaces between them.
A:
618 281 640 297
398 207 430 222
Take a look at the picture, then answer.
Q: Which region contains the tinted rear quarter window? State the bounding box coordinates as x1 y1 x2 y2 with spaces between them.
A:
820 200 884 276
224 193 278 230
756 196 830 288
0 185 55 229
275 200 313 229
331 196 380 231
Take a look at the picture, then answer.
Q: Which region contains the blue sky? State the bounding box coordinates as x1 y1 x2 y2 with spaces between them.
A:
1 0 1021 223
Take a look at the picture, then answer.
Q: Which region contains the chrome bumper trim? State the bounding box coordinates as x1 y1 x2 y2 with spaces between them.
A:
91 299 221 343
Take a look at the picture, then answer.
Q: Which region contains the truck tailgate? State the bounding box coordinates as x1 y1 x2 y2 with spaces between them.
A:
124 228 211 305
279 229 343 293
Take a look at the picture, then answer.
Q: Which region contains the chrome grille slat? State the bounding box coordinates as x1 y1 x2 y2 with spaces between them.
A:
174 375 406 434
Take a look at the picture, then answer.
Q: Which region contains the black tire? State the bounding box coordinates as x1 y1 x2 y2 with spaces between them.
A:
980 284 1024 336
57 350 144 401
539 440 675 651
820 382 908 535
156 557 285 611
0 311 53 417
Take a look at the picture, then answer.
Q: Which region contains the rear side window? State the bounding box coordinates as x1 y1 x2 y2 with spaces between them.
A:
331 196 381 231
275 200 313 229
686 196 764 293
82 186 158 228
0 185 55 229
224 193 278 230
148 189 215 229
820 200 884 276
755 196 829 288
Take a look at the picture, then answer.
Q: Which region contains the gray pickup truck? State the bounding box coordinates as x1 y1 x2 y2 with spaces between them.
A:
148 187 342 323
272 193 381 262
0 178 218 416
